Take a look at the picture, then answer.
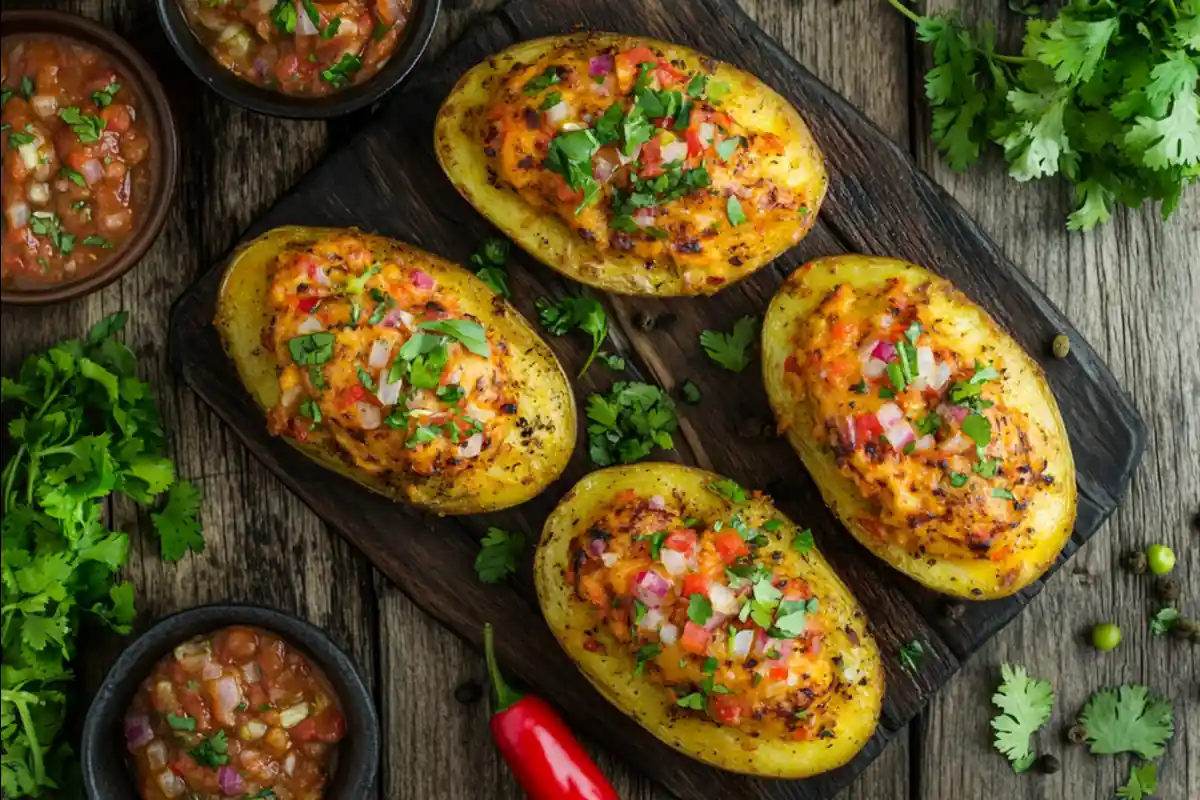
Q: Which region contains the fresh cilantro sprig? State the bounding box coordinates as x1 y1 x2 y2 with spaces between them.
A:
1116 762 1158 800
474 527 526 583
1078 684 1174 759
0 312 203 797
469 238 511 298
990 663 1054 772
585 381 678 465
700 315 758 372
536 294 608 376
888 0 1200 230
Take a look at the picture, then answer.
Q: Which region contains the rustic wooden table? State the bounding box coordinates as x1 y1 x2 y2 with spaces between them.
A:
3 1 1196 798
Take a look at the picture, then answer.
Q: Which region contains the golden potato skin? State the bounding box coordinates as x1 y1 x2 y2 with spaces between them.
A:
535 463 883 777
435 33 827 296
215 225 577 515
762 255 1076 599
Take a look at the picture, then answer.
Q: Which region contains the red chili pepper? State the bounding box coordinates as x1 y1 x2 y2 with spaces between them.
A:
483 624 619 800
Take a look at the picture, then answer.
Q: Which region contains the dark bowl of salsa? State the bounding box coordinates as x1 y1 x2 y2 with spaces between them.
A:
155 0 440 119
1 11 180 305
81 604 379 800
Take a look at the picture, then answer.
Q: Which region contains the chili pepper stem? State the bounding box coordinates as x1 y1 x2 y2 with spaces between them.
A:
484 623 524 713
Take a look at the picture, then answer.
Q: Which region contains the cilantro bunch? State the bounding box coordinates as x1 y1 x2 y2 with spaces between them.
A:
585 381 678 465
890 0 1200 229
1 312 203 797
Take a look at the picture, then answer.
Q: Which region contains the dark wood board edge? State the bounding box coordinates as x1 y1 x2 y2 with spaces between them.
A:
166 0 1147 796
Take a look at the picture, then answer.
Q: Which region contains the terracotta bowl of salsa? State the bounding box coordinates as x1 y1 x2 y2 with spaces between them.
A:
82 604 379 800
155 0 440 119
2 11 179 305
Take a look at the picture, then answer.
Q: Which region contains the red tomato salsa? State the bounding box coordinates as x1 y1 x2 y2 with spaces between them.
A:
1 36 153 289
179 0 410 97
124 627 347 799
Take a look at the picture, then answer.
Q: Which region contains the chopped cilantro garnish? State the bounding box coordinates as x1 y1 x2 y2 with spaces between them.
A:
688 594 713 626
59 107 106 143
634 643 661 676
725 195 746 226
320 53 362 89
792 528 814 554
288 332 335 366
523 67 561 95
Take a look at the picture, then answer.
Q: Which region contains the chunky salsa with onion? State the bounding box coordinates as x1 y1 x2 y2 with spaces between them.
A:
179 0 409 97
782 277 1057 570
481 40 818 290
1 36 153 288
266 233 516 479
125 626 346 799
567 488 870 740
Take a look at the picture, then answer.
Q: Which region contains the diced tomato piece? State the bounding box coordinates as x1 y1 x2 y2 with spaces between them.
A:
769 664 789 681
314 709 346 743
297 296 319 313
790 723 817 741
340 384 368 409
664 529 697 554
853 413 883 445
782 579 812 601
713 531 749 564
554 174 582 204
100 104 131 133
639 138 664 178
686 127 704 157
680 572 709 596
620 46 660 71
830 320 856 341
656 59 687 84
582 637 606 654
680 622 710 655
290 717 319 742
711 694 745 727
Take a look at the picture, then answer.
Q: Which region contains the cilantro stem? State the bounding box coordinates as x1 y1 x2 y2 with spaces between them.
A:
14 698 46 784
885 0 921 25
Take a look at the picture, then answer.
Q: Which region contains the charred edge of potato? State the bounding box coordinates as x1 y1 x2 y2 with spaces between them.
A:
534 463 883 778
761 255 1077 599
215 225 578 515
434 32 828 297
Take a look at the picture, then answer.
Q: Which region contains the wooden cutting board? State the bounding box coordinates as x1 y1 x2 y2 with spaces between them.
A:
168 0 1146 796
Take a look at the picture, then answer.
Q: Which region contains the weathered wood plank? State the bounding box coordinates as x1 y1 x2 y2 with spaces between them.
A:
910 2 1200 799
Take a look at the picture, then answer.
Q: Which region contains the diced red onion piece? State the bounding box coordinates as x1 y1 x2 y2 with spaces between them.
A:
217 765 244 796
242 661 262 683
660 140 688 163
411 269 435 290
632 208 656 227
405 390 428 410
283 752 297 777
617 143 642 166
634 570 670 607
929 362 952 390
458 433 484 459
660 548 688 577
101 210 132 231
588 53 614 76
80 158 105 185
659 623 679 646
648 494 665 510
27 182 50 205
875 402 904 429
944 404 968 423
872 341 896 361
787 671 800 687
356 402 382 430
885 421 916 450
296 315 324 335
201 661 224 680
6 201 29 229
837 416 857 449
732 629 755 659
703 611 728 631
30 95 57 118
913 434 936 452
698 123 716 147
592 155 616 183
916 347 935 382
124 715 153 751
376 374 403 406
294 2 318 35
754 631 772 656
587 536 607 557
639 608 664 631
545 101 569 126
368 339 391 367
709 584 740 615
942 432 971 453
600 552 618 567
156 770 186 797
312 264 331 286
209 676 243 726
863 358 888 379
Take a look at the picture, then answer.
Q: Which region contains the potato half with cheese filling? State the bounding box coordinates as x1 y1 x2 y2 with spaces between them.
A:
435 33 827 296
535 463 882 777
762 255 1076 599
216 226 576 514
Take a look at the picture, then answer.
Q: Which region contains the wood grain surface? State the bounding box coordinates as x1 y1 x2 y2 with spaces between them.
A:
0 2 1194 800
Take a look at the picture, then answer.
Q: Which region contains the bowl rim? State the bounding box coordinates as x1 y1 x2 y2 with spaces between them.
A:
0 9 181 306
153 0 441 120
81 603 380 799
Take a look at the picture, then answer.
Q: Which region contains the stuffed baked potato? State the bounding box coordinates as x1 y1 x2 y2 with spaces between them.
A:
215 226 576 514
535 463 882 777
762 255 1076 599
435 33 827 296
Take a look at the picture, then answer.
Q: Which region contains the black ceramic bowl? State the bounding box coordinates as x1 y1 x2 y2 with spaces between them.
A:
82 604 379 799
153 0 439 119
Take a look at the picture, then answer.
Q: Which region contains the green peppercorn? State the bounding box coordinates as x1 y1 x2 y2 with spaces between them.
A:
1091 622 1122 651
1051 334 1070 358
1146 544 1176 575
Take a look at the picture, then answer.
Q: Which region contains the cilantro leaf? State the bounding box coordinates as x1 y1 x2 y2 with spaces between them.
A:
585 382 677 466
792 528 814 554
151 480 205 562
706 479 746 504
990 663 1054 772
687 594 713 626
469 238 511 298
1148 605 1181 636
899 639 927 674
699 315 758 372
1078 685 1174 759
536 294 608 376
1115 762 1157 800
474 527 526 583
